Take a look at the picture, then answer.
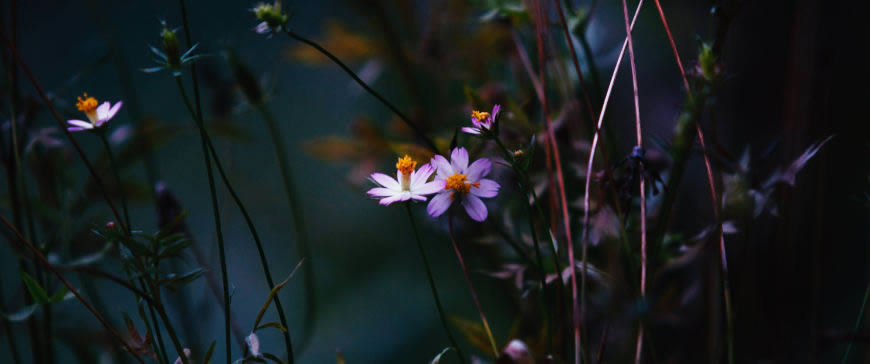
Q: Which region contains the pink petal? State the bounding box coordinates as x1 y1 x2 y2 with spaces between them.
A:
462 195 488 221
371 173 401 190
471 179 500 198
67 126 87 132
461 127 481 135
450 147 469 172
465 158 492 181
490 104 501 121
414 180 446 195
427 192 453 217
430 155 454 180
255 22 270 34
410 194 427 201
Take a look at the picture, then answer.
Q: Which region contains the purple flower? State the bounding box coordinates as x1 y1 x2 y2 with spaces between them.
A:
427 147 500 221
67 93 122 132
367 155 444 205
461 104 501 135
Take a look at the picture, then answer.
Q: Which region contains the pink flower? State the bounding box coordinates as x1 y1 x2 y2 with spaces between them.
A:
461 104 500 135
367 155 444 205
427 147 500 221
66 93 122 132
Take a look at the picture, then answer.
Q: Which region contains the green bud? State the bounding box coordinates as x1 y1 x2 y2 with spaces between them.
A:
698 43 716 81
161 23 181 68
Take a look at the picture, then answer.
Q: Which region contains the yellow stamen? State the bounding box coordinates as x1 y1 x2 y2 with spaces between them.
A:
471 110 490 122
76 93 98 113
445 173 471 194
396 155 417 176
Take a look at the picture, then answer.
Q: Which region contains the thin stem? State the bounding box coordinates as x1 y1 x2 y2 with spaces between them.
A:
553 0 596 134
841 282 870 364
257 105 313 357
98 133 132 231
0 215 145 363
650 2 734 361
0 279 22 363
140 280 170 364
531 1 581 361
175 79 290 359
447 215 499 357
619 0 647 361
173 76 231 363
283 29 438 154
405 204 467 364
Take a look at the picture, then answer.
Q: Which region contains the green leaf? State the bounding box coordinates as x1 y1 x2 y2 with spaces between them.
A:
449 316 491 355
47 286 68 303
161 268 206 291
203 340 217 364
253 259 305 330
20 271 50 304
156 211 188 239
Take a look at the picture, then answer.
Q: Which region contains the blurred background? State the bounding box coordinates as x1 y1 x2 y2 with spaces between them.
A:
1 0 866 363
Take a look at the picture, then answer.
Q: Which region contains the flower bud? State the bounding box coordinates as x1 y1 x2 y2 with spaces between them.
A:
161 22 181 68
253 1 289 34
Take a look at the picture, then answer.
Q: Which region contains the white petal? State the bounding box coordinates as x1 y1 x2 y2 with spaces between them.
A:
368 187 398 197
411 163 435 186
462 195 488 221
67 120 93 129
461 127 481 135
427 192 453 217
379 194 403 205
465 158 491 181
471 179 500 198
451 147 469 172
103 101 123 121
371 173 401 190
409 194 427 201
95 102 111 120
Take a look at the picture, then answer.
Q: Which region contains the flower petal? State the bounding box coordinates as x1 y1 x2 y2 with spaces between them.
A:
462 195 488 221
471 179 500 198
451 147 469 172
104 101 123 121
427 192 453 217
410 194 427 201
371 173 401 190
379 194 404 205
490 104 501 121
255 22 270 34
461 127 481 135
95 102 111 121
67 120 93 129
411 163 434 186
465 158 492 181
414 180 446 195
67 126 87 132
367 187 398 197
430 155 454 180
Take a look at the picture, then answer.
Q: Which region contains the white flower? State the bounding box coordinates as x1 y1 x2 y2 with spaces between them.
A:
246 332 261 358
66 93 122 132
367 155 444 205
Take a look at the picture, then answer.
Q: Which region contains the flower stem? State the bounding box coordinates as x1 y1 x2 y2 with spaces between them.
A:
256 104 315 355
447 215 499 357
173 76 231 363
98 132 131 230
405 204 467 364
283 29 439 154
841 282 870 364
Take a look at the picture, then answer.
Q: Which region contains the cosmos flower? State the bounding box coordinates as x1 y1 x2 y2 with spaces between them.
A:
427 147 500 221
367 155 444 205
461 104 501 135
66 93 122 132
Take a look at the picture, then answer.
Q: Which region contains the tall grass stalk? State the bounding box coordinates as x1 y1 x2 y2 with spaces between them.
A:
405 204 467 364
447 215 499 357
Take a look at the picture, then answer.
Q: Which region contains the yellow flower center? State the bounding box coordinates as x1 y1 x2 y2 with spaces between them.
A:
445 173 479 198
471 110 490 122
76 93 99 123
396 154 416 189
